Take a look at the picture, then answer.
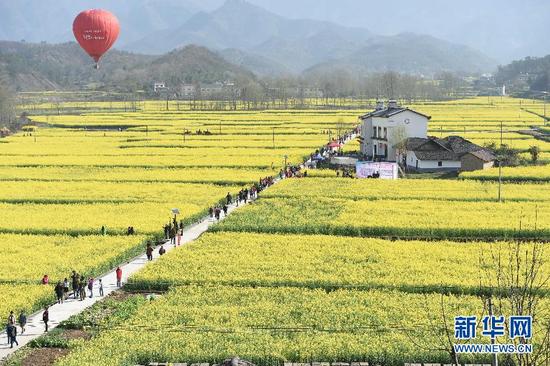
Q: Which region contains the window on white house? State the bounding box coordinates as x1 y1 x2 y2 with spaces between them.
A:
373 127 376 137
383 127 387 139
438 161 443 167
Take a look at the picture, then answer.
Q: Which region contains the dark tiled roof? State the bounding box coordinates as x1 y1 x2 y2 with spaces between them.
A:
360 107 431 120
403 136 495 162
467 149 496 162
404 137 430 150
440 136 483 155
414 150 459 161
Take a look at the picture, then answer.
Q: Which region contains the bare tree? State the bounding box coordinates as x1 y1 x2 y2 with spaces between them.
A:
392 125 409 166
0 78 16 130
479 239 550 366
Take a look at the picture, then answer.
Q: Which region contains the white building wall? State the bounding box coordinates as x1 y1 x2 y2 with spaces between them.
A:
361 110 428 161
406 151 461 171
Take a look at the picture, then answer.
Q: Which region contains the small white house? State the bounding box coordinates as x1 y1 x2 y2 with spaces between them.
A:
153 82 167 93
180 83 196 97
359 100 431 161
403 136 495 172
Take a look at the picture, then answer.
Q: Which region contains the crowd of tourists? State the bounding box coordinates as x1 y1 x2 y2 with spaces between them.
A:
163 217 184 246
4 169 306 346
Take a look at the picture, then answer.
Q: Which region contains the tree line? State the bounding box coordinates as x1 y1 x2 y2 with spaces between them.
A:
0 76 16 131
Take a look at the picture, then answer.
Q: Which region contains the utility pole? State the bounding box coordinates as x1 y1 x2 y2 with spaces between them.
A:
498 161 502 203
488 297 499 366
500 121 503 147
543 92 548 122
166 93 169 111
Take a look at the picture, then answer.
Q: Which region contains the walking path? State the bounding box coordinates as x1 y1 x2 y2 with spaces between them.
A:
0 133 355 362
0 197 249 362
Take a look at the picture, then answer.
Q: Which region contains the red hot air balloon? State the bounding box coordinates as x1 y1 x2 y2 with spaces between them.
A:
73 9 120 69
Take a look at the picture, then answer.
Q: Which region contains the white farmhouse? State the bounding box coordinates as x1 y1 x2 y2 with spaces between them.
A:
359 100 431 161
153 82 167 93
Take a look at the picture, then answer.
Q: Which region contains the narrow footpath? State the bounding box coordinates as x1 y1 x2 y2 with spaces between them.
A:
0 198 247 361
0 133 356 362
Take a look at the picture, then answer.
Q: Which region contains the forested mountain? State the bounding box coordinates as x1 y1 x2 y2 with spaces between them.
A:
0 42 255 91
495 55 550 92
218 49 292 77
305 33 496 76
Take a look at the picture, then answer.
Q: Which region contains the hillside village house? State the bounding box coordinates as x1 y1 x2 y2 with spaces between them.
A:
360 100 430 161
359 101 495 172
153 82 167 93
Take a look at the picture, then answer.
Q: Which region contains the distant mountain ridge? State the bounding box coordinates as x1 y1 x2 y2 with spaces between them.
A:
0 41 255 91
123 0 496 75
305 33 497 76
0 0 498 78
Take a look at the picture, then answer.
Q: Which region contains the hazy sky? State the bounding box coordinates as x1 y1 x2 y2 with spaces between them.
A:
241 0 550 61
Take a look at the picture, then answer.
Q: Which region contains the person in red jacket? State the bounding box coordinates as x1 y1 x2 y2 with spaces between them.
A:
41 274 49 285
116 267 122 287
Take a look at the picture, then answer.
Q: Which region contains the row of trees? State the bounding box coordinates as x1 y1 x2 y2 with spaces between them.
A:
174 71 472 111
0 76 15 130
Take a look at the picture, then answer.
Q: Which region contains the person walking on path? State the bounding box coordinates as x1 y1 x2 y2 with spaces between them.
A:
63 278 69 300
8 323 18 348
222 204 228 216
159 245 166 256
163 224 170 239
98 279 104 297
7 311 15 326
79 278 86 301
41 274 49 285
87 278 94 298
18 311 27 334
116 266 122 287
226 192 232 205
170 225 176 245
146 243 154 261
5 323 11 345
42 307 49 333
71 271 79 299
55 281 64 304
176 228 182 246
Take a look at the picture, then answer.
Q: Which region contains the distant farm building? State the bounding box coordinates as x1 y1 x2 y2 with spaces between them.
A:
180 83 196 97
359 101 495 172
178 82 239 99
403 136 495 172
153 82 167 93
